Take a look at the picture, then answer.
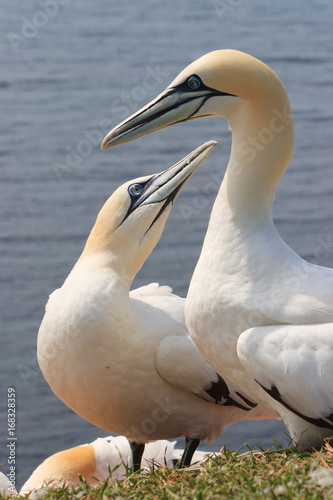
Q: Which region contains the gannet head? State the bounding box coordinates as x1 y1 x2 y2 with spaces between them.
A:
82 141 216 278
19 444 97 494
101 50 289 150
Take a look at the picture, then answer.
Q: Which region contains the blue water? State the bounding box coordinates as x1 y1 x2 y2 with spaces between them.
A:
1 0 333 489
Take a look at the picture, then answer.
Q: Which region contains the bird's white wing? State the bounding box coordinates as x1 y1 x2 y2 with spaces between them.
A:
130 282 175 299
156 335 257 411
237 323 333 428
132 284 257 411
130 283 185 325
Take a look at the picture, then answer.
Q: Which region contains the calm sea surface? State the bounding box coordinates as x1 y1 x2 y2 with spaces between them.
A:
1 0 333 488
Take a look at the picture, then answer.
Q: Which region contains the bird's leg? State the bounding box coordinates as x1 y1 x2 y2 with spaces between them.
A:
178 436 201 468
129 441 145 473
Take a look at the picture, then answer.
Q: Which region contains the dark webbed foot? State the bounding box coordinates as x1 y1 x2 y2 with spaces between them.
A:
129 441 145 472
178 436 201 468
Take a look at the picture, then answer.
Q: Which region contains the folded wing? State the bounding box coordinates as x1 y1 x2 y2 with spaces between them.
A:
237 323 333 428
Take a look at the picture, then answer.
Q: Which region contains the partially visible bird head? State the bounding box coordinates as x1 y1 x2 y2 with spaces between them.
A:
101 50 288 150
82 141 216 280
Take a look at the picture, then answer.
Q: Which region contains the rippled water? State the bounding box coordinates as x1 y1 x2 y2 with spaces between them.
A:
1 0 333 488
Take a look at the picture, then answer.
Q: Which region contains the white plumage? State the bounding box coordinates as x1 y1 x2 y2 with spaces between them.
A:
0 471 17 497
38 141 273 472
101 49 333 448
237 323 333 444
20 436 211 496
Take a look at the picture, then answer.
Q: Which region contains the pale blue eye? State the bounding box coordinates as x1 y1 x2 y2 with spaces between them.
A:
129 183 143 196
187 75 201 90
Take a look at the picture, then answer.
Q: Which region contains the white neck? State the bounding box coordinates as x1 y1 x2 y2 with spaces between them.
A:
69 251 132 298
76 229 148 291
218 98 294 225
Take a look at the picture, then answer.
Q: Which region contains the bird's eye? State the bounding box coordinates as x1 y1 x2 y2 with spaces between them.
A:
128 183 144 197
187 75 201 90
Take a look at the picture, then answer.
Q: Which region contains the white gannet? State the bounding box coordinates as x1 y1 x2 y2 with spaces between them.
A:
38 140 272 472
101 50 333 448
19 436 211 495
0 471 17 496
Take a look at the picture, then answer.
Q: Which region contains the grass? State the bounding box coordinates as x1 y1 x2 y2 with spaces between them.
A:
4 441 333 499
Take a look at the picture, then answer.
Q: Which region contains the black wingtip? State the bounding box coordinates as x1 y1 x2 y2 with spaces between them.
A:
206 374 257 411
257 380 333 430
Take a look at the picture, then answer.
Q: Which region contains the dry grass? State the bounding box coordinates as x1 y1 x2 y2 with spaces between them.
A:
4 441 333 499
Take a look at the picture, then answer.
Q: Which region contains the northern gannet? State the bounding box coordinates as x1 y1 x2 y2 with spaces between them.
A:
101 50 333 448
38 140 271 472
20 436 210 495
0 472 17 497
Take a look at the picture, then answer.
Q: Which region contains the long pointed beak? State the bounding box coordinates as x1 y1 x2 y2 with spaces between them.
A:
136 140 217 209
119 140 217 227
101 87 212 150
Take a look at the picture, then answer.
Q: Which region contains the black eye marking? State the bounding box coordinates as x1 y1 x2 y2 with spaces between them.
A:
118 177 156 228
187 75 201 90
128 183 144 197
170 74 236 100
